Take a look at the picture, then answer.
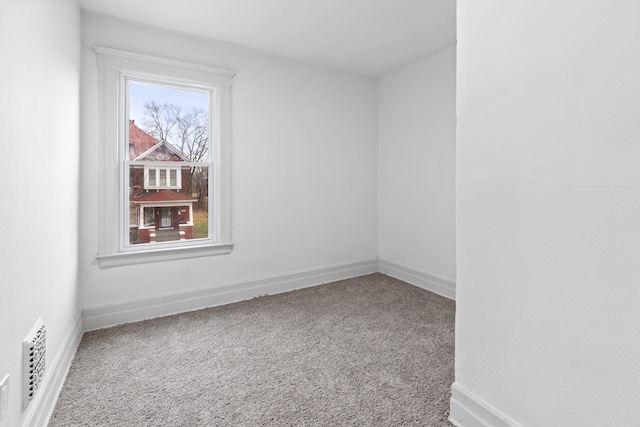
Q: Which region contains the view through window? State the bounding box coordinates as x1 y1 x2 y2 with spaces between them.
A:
127 81 214 246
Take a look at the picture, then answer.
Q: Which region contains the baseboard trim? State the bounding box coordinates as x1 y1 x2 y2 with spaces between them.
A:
449 382 520 427
82 259 378 331
22 312 83 427
378 259 455 300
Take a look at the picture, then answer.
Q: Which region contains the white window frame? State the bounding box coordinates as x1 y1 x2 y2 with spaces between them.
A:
94 47 234 268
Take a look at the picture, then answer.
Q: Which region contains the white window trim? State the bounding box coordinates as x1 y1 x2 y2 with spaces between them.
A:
94 46 234 268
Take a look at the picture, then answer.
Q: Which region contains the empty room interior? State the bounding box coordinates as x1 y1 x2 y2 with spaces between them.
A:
1 1 639 426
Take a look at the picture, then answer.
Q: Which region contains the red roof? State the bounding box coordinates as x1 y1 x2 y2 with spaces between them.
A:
129 120 158 159
131 190 197 203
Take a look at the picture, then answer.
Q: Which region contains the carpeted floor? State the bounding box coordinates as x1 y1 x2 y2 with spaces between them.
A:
49 273 455 426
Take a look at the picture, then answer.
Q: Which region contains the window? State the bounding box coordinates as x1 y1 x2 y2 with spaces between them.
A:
149 169 156 186
144 207 155 227
95 47 234 267
144 167 181 190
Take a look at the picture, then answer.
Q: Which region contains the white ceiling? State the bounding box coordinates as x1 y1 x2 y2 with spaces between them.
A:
77 0 456 77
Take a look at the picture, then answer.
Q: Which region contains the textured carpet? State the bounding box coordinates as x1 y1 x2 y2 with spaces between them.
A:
49 273 455 426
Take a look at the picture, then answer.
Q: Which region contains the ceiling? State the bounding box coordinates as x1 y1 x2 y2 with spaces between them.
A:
77 0 456 77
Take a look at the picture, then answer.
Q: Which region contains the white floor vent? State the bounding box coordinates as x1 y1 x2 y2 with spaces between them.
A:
23 319 46 409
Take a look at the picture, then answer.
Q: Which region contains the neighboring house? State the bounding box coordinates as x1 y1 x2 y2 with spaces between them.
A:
128 120 197 244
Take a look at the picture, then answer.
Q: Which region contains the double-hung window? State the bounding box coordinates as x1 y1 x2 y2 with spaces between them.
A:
95 47 234 267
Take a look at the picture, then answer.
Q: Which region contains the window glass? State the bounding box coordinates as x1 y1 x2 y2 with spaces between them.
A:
144 207 155 226
127 81 211 245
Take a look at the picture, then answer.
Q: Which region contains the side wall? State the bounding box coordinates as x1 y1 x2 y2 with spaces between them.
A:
0 1 82 426
454 2 640 426
378 46 457 298
79 14 379 320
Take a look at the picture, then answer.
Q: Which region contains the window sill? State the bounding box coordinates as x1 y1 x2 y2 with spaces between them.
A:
95 242 233 268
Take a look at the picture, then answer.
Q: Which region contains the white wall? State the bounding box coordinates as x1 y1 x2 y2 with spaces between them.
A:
79 14 378 310
378 46 456 284
455 1 640 425
0 0 81 425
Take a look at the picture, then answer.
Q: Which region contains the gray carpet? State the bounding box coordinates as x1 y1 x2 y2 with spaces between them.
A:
49 273 455 426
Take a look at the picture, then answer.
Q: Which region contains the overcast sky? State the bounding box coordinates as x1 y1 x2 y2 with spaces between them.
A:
129 81 211 126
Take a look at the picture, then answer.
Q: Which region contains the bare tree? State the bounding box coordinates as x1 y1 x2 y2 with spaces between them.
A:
174 108 209 163
142 101 208 162
142 101 178 143
142 102 209 206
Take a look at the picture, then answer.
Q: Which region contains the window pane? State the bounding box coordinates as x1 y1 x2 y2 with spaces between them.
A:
144 207 155 226
126 80 213 246
128 81 212 163
128 164 209 245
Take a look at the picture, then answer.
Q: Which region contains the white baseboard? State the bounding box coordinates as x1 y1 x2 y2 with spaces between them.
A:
449 382 520 427
82 259 379 331
22 312 83 427
378 259 455 300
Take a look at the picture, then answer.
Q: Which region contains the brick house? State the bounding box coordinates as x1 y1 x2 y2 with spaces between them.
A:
128 120 198 244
